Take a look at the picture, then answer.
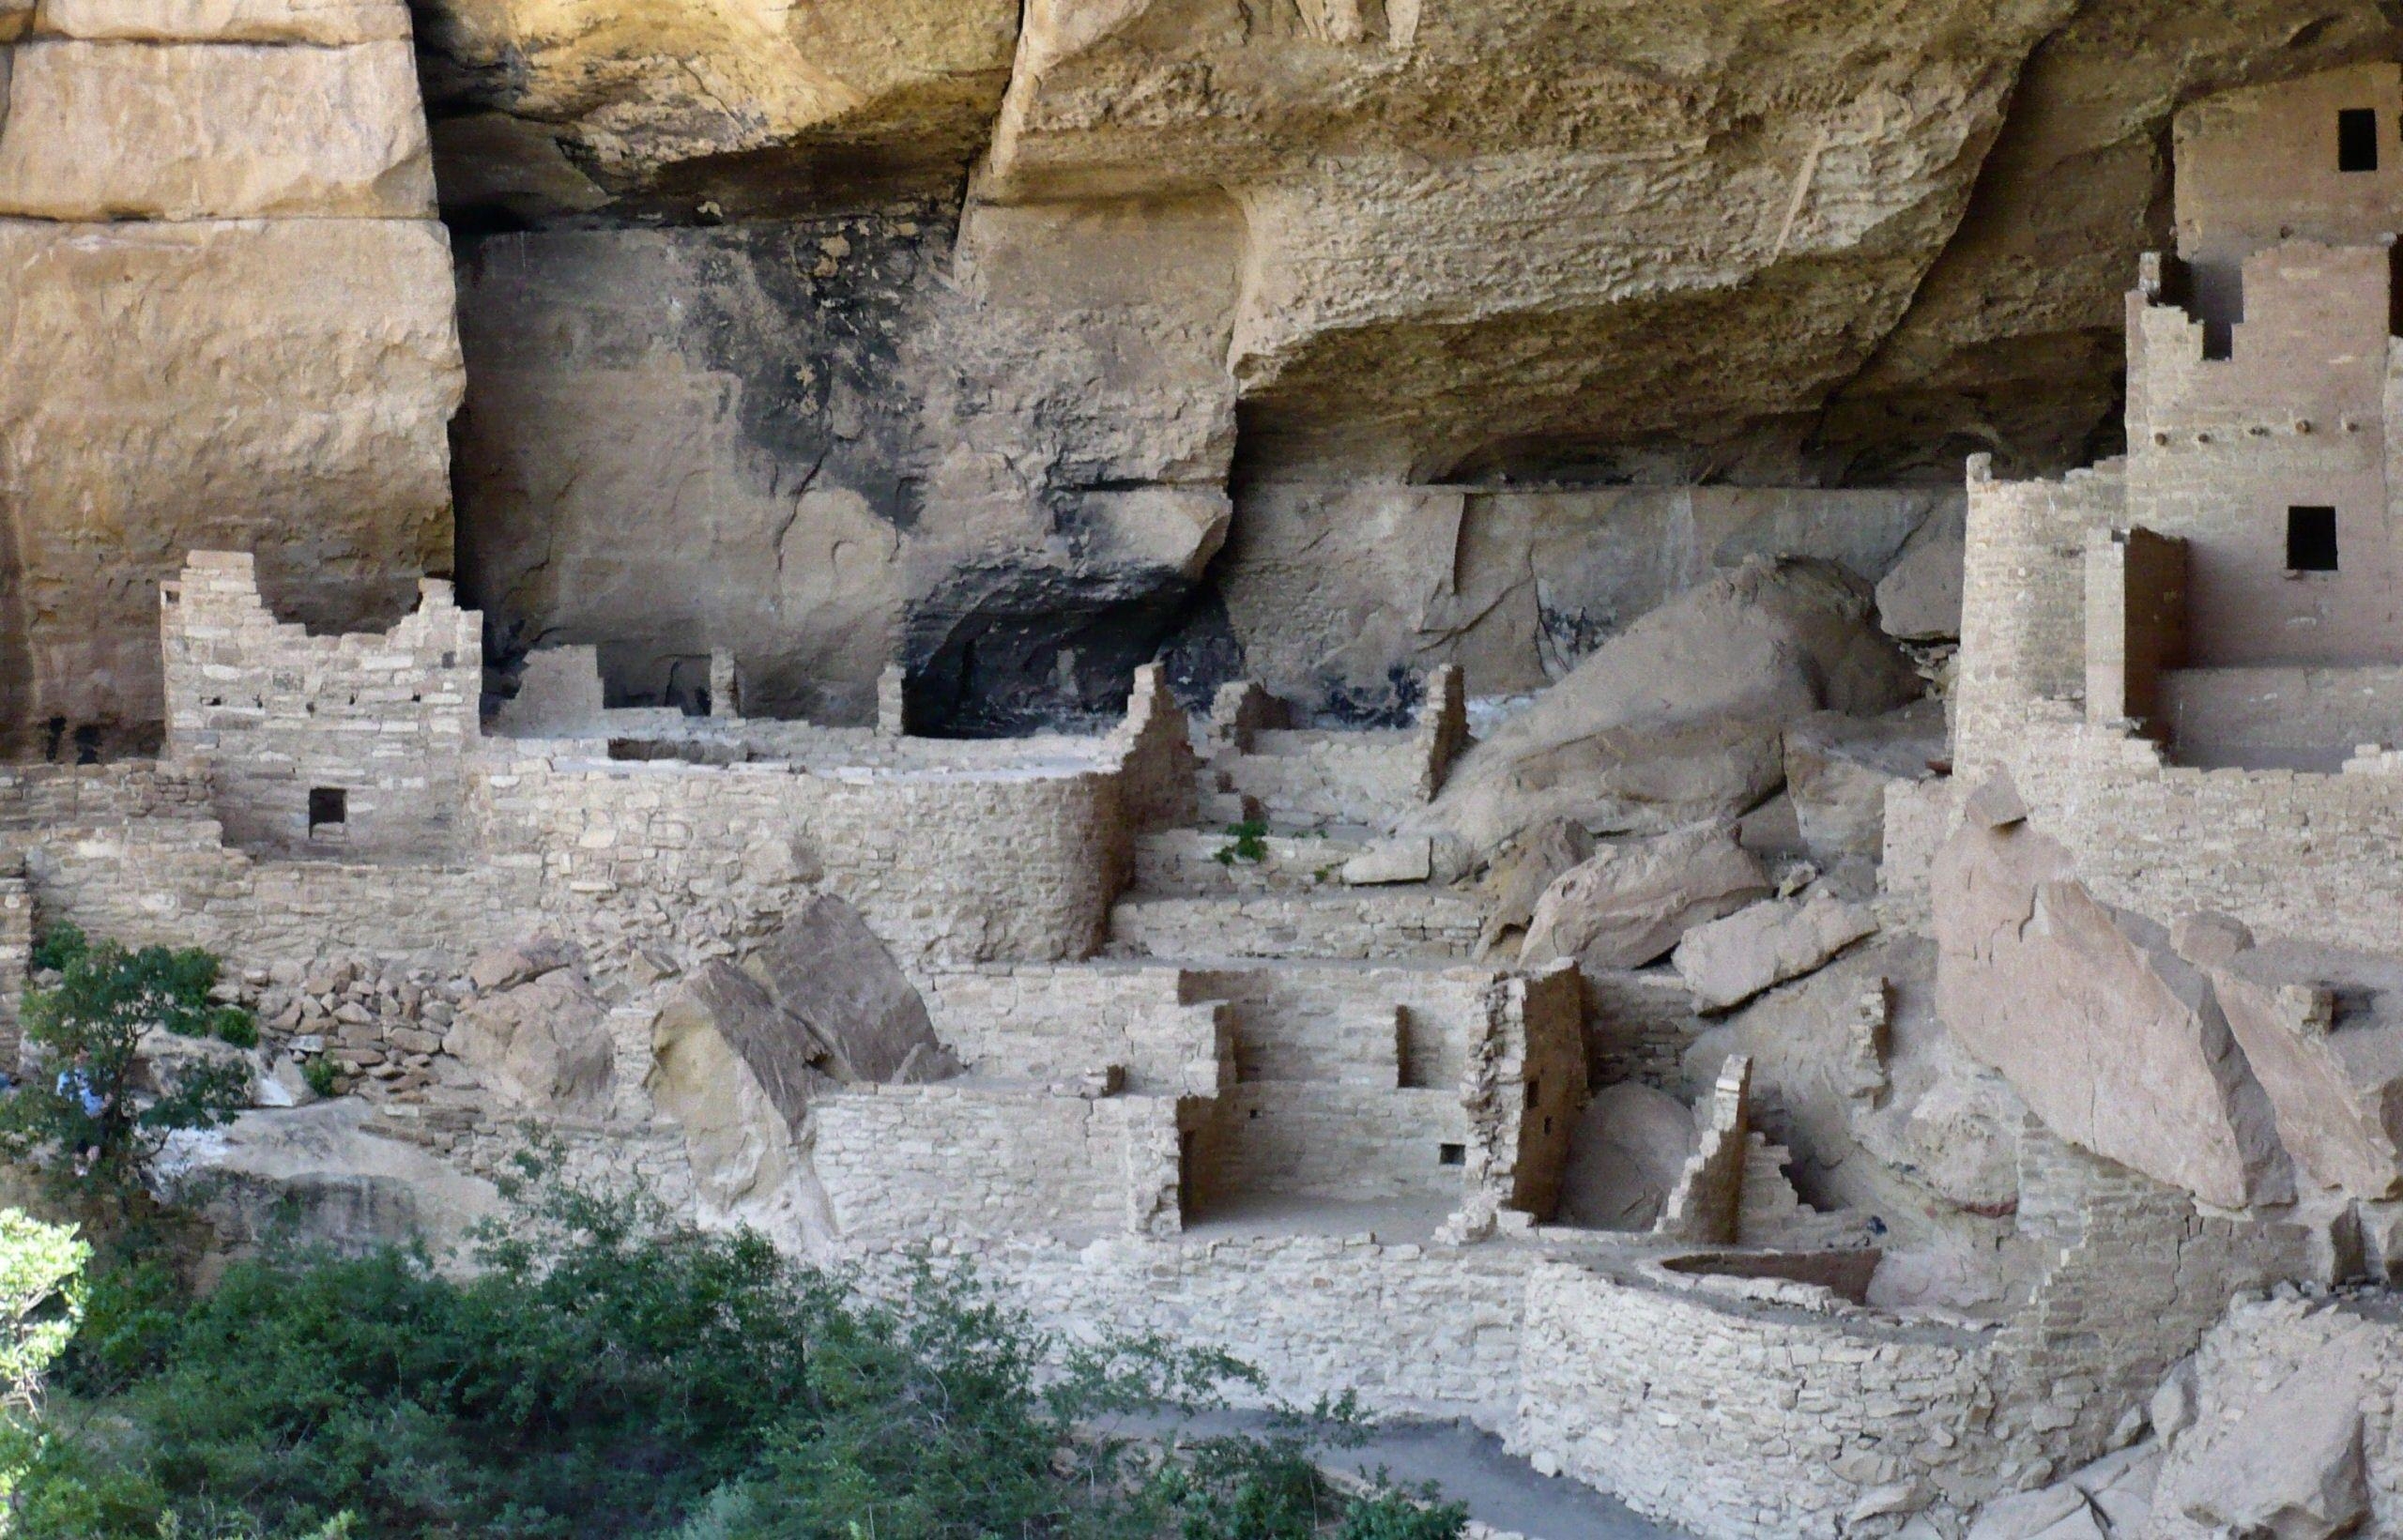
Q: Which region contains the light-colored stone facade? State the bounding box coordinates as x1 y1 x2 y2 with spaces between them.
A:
1948 65 2403 955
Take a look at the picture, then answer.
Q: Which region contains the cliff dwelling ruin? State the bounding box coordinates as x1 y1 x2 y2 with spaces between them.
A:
14 3 2403 1537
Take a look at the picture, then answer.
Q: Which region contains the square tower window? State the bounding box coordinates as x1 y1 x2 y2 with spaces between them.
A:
2339 108 2380 173
308 786 348 830
2288 507 2340 572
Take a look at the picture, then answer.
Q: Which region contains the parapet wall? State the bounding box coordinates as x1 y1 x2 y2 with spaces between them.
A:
1971 707 2403 955
986 1231 1544 1428
472 753 1125 968
920 963 1230 1097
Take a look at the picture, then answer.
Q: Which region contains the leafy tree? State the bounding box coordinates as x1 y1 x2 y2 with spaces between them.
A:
0 930 253 1191
0 1209 89 1513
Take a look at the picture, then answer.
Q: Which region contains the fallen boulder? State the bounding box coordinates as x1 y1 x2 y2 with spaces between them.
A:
2160 1324 2375 1540
1965 1484 2105 1540
1875 513 1966 643
649 967 832 1253
1477 816 1595 954
1522 822 1770 971
155 1100 503 1262
1555 1081 1698 1230
744 894 958 1085
661 960 833 1133
1932 782 2292 1211
466 934 579 995
444 968 614 1115
1673 889 1878 1013
1418 557 1921 853
1966 1444 2157 1540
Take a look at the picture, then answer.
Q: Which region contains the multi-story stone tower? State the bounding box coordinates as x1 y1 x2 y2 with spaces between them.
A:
1946 62 2403 954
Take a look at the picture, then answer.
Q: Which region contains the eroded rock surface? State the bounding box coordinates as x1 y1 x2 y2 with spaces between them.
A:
743 894 958 1087
158 1100 505 1260
2210 937 2403 1202
0 0 460 753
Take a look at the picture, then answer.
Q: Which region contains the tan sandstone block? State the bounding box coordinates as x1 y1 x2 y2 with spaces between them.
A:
0 216 463 742
0 38 433 220
34 0 408 43
0 1 29 42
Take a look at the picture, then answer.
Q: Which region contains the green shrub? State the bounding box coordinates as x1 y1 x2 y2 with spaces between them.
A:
19 1174 1462 1540
207 1009 257 1050
27 925 85 977
1215 819 1272 865
0 937 253 1193
300 1059 340 1100
54 1244 184 1398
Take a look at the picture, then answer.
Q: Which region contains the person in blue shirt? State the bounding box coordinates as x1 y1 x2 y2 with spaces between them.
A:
55 1048 108 1176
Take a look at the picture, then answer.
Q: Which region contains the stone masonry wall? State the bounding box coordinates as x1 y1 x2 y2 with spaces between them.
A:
2160 663 2403 767
162 553 481 860
816 1084 1186 1243
2123 243 2400 669
1192 1083 1469 1207
1986 710 2403 955
472 752 1125 968
977 1231 1542 1427
1953 454 2125 774
1513 1259 2000 1540
919 963 1230 1097
1184 963 1497 1090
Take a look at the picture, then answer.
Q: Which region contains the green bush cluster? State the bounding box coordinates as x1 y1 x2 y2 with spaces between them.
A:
0 928 254 1192
16 1173 1465 1540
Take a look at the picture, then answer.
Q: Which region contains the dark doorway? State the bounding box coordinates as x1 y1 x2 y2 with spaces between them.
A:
2339 108 2380 173
308 786 348 829
2288 506 2340 572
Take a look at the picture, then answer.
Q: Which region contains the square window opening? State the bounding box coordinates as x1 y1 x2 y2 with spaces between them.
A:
1437 1142 1466 1167
308 787 348 830
2288 506 2340 572
2340 108 2380 173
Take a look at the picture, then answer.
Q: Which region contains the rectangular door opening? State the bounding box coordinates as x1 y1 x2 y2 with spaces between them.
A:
2340 108 2380 173
2288 506 2340 572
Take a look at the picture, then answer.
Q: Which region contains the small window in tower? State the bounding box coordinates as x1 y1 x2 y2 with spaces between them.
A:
2339 108 2380 173
2288 507 2340 572
308 786 348 831
1437 1142 1466 1167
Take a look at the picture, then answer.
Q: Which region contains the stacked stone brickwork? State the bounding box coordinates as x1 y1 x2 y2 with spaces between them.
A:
1514 1258 1998 1539
919 964 1231 1097
1947 65 2403 958
162 552 480 860
0 0 461 754
815 1083 1189 1243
